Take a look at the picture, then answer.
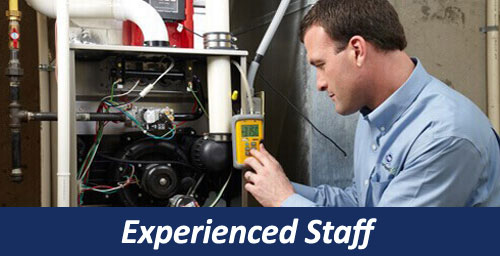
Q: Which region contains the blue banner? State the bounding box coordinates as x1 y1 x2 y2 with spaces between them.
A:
0 208 498 255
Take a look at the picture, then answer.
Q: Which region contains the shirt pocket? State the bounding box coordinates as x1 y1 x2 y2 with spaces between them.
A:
368 165 397 204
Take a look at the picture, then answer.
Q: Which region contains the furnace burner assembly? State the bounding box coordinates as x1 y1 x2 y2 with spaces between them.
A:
6 0 291 207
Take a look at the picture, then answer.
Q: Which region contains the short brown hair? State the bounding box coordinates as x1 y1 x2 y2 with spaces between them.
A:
300 0 407 52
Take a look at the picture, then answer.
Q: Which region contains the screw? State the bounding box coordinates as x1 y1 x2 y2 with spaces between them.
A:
126 137 132 141
119 167 124 172
159 178 168 186
138 193 142 198
138 164 142 168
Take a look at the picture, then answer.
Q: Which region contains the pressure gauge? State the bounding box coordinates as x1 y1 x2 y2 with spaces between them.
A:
232 115 264 169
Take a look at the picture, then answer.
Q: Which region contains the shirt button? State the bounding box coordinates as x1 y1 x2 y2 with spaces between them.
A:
364 180 369 186
380 127 386 132
371 144 378 151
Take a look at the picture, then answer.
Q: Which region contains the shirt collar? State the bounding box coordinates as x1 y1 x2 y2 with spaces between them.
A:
362 57 432 131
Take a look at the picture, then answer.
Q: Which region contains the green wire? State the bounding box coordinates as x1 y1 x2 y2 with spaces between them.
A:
110 80 120 102
104 101 176 140
77 123 105 180
191 90 209 118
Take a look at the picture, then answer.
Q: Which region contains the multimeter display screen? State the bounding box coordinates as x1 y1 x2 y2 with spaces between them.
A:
241 125 259 137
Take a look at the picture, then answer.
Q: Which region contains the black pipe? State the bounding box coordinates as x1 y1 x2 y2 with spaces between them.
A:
124 70 184 78
175 107 203 121
26 112 127 122
7 50 24 183
23 109 203 122
10 131 22 182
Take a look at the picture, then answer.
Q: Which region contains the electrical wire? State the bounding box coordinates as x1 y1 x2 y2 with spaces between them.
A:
103 57 175 108
177 23 204 38
101 80 141 103
188 173 206 197
82 165 137 193
104 101 177 141
152 59 175 88
209 171 233 207
79 164 138 206
77 116 107 182
110 79 121 102
97 153 200 172
107 96 141 110
79 60 178 205
77 102 112 206
189 87 209 118
257 71 348 157
79 63 175 205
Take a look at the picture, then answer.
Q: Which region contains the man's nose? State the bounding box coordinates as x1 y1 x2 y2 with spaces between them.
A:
316 76 327 91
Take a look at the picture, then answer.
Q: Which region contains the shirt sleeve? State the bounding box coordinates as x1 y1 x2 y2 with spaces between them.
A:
281 182 358 207
378 136 486 207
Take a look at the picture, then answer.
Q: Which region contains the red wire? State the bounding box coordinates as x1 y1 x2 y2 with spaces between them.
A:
177 101 198 127
92 185 114 190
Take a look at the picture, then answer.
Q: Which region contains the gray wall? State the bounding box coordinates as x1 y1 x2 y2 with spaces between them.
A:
230 0 488 189
393 0 487 112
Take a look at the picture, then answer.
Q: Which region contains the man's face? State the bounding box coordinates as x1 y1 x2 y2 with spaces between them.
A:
304 25 366 115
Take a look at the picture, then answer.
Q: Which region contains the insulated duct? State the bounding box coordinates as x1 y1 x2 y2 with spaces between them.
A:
25 0 169 45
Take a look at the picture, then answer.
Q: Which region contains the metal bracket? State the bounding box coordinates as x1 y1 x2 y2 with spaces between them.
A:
480 25 499 33
203 32 238 50
38 64 55 72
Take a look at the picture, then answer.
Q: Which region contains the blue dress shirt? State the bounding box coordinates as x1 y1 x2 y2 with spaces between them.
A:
282 58 500 207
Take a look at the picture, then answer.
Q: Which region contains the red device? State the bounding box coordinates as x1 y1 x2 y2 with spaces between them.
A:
123 0 194 48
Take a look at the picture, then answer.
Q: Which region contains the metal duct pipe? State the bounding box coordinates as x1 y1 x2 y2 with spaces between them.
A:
25 0 169 45
487 0 500 132
206 0 232 134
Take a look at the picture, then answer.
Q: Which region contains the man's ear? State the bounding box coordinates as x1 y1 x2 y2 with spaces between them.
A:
348 36 367 67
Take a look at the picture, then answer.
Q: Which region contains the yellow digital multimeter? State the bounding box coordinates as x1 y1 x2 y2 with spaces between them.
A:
232 115 264 169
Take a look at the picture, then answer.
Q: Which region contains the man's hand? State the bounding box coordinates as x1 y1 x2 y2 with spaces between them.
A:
243 144 295 207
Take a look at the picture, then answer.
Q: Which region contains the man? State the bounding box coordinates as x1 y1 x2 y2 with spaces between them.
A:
243 0 500 207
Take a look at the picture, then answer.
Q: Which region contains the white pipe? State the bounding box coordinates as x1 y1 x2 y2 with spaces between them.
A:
50 61 58 206
56 0 71 207
37 13 52 207
206 0 232 133
25 0 169 43
247 0 291 95
488 0 500 132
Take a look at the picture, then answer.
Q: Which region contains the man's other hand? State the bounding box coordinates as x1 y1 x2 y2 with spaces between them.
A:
243 144 295 207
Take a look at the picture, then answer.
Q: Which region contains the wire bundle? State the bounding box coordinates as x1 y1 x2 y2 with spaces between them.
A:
78 60 179 206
